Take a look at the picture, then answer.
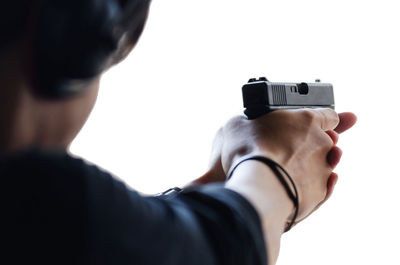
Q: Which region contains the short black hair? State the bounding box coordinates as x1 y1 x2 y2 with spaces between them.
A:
0 0 151 53
0 1 31 49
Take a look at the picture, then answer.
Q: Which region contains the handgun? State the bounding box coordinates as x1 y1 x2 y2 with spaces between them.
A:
242 77 335 119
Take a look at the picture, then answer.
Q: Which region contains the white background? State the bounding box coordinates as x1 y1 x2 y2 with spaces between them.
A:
71 1 400 264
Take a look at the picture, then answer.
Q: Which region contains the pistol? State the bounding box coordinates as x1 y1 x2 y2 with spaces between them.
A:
242 77 335 119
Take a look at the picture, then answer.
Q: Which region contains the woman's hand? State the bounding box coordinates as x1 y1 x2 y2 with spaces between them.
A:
223 109 356 220
192 111 355 205
189 109 356 265
186 128 225 186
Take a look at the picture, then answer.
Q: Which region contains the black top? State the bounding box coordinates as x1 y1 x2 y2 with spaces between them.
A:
0 149 267 265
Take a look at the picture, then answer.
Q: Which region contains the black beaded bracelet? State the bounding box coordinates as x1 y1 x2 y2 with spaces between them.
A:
227 155 299 232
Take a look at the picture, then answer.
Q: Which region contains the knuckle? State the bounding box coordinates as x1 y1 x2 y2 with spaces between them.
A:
325 108 339 118
299 109 317 124
316 133 334 152
324 136 335 148
318 189 327 202
224 115 248 132
321 108 339 129
331 110 340 126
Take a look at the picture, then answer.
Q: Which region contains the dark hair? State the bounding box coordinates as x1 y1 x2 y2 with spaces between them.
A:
0 0 150 53
0 0 151 98
0 1 30 49
112 0 152 64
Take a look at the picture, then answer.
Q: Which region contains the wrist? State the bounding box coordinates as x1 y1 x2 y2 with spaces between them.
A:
225 160 293 265
225 160 293 231
229 149 288 174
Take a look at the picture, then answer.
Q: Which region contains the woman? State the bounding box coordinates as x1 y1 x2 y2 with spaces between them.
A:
0 1 356 264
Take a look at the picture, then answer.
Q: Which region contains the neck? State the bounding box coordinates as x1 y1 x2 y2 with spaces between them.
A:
0 47 99 154
0 48 29 152
0 82 100 154
0 79 67 153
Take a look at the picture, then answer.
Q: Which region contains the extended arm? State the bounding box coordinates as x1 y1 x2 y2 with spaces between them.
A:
83 163 267 265
1 149 267 265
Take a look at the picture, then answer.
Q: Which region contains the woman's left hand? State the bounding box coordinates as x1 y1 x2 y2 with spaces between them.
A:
186 128 226 187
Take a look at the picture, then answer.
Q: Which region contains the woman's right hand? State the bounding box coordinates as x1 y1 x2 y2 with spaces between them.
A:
221 109 355 223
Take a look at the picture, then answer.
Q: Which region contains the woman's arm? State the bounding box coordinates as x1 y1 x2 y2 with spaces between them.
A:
226 160 292 265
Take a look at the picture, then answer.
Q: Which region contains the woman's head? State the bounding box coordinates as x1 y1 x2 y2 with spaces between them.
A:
10 0 151 98
0 0 151 151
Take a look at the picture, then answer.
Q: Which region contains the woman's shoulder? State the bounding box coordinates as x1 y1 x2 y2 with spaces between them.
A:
0 147 86 178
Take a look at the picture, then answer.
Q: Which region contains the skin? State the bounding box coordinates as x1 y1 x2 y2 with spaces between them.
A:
192 111 357 264
1 32 357 265
0 44 101 153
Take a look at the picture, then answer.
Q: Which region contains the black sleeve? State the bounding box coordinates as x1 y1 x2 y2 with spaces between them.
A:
0 150 267 265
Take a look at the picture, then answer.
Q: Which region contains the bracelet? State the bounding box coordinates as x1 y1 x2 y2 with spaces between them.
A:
227 155 299 232
155 187 183 198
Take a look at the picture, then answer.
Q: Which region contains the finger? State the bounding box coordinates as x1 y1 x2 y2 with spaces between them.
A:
324 172 339 201
305 108 340 131
326 130 339 145
335 112 357 134
327 146 343 169
294 172 339 226
192 171 226 185
209 127 224 166
189 164 227 187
